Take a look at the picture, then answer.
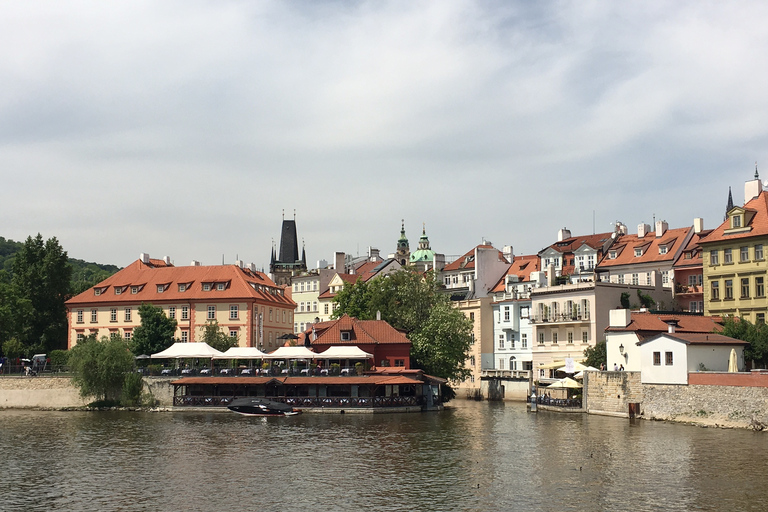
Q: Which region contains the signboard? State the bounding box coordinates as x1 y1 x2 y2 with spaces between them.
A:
565 358 575 374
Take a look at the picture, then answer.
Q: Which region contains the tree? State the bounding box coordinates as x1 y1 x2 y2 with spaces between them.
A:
130 303 177 356
333 269 473 387
583 341 607 369
721 317 768 368
69 335 135 403
11 234 72 353
200 320 237 352
0 270 33 348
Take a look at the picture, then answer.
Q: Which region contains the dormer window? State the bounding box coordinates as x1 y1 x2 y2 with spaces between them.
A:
732 215 742 228
217 283 225 291
157 285 165 293
203 283 211 291
94 288 102 296
115 287 122 295
659 245 668 255
609 251 617 259
634 248 642 257
341 331 351 341
131 286 139 294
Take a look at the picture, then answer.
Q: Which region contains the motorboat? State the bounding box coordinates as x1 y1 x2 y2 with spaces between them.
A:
227 398 300 416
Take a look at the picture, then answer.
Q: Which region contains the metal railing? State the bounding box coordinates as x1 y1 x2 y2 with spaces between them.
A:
172 395 424 408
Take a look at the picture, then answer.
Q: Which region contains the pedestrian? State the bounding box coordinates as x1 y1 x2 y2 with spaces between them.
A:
619 364 624 371
613 363 618 371
600 362 605 371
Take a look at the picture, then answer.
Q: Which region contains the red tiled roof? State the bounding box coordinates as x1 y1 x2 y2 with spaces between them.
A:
66 259 295 307
701 191 768 244
597 227 692 268
674 229 713 269
638 332 747 346
172 374 426 386
605 312 723 334
442 245 507 272
490 255 540 293
304 314 411 347
542 232 614 255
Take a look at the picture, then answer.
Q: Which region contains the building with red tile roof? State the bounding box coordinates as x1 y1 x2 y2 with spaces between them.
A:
699 171 768 322
538 227 618 283
673 220 713 313
440 244 511 301
65 254 296 351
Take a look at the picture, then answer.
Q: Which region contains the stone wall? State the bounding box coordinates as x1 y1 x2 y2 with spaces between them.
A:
642 384 768 429
0 376 176 409
583 371 643 417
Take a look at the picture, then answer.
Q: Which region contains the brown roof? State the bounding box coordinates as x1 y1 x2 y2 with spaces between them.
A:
66 259 295 307
638 332 747 346
442 245 507 272
605 312 723 335
542 232 614 255
490 255 541 293
673 229 713 269
172 374 426 386
597 226 692 268
701 191 768 244
306 314 411 347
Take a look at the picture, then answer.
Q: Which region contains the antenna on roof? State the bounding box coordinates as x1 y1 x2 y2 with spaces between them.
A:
222 254 224 265
282 209 285 220
294 209 296 220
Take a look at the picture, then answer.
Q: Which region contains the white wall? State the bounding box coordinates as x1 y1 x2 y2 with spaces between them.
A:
606 332 640 371
639 336 688 385
688 345 744 372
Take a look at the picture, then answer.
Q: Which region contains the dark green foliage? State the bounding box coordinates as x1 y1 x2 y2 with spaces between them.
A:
332 269 473 384
583 341 607 368
69 258 121 295
620 292 631 309
637 289 655 309
69 335 135 401
130 303 178 356
2 337 26 360
122 372 145 406
11 234 72 353
49 349 69 368
200 320 237 352
720 317 767 368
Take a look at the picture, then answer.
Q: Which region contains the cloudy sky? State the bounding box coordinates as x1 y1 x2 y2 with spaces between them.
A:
3 1 768 270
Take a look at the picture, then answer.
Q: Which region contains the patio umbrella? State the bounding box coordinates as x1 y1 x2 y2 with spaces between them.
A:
728 348 738 372
546 377 583 389
574 366 599 379
556 362 587 374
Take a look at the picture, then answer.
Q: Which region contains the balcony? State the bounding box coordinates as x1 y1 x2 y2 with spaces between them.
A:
481 369 531 380
529 312 590 324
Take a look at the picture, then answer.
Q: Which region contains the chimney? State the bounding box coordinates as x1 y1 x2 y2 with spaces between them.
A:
376 310 381 321
693 218 704 234
665 319 678 333
503 245 514 263
609 309 631 328
655 220 668 238
638 223 651 238
191 260 201 266
558 228 571 242
235 259 244 268
163 256 171 265
368 247 380 261
140 253 150 264
334 252 345 273
745 169 763 203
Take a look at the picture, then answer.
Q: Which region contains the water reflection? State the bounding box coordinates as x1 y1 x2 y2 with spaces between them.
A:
1 402 765 512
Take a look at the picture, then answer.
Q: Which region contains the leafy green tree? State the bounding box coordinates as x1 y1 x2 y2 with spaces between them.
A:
333 269 473 388
200 320 237 352
2 337 26 361
583 341 607 369
0 270 33 347
720 317 768 368
11 234 72 353
409 301 473 382
69 335 135 402
130 303 177 356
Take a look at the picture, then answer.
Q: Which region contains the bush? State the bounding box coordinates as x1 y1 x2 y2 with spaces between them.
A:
49 349 68 368
147 364 163 376
330 363 340 376
122 372 144 406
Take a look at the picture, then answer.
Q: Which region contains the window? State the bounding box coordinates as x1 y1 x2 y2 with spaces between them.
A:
76 333 84 342
632 273 639 285
659 245 668 255
567 332 573 344
157 285 164 293
618 275 624 284
741 278 750 298
230 305 238 320
324 303 329 315
203 283 211 291
181 306 189 320
470 333 475 345
229 330 238 338
300 302 305 313
91 309 97 323
300 322 305 332
582 331 588 343
552 332 558 344
469 312 475 321
394 359 405 367
215 283 224 291
168 307 176 319
756 245 764 260
733 215 741 228
110 308 117 322
757 277 765 297
341 331 350 341
662 271 670 285
758 313 766 324
504 306 510 322
313 301 317 312
520 306 529 319
181 331 188 342
207 305 216 320
294 322 298 332
609 250 617 259
710 250 719 265
124 308 132 322
646 272 652 285
300 282 305 292
724 249 733 263
538 332 544 345
94 289 101 296
510 335 515 349
178 284 186 292
711 281 720 300
665 352 673 365
76 310 83 323
741 246 750 262
725 279 733 299
269 308 273 322
634 248 642 257
653 352 661 365
521 333 528 348
498 334 505 349
470 356 476 367
689 301 699 313
115 287 122 295
131 286 138 294
124 331 132 340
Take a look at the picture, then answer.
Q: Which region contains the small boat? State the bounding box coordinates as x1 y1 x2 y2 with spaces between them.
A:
227 398 301 416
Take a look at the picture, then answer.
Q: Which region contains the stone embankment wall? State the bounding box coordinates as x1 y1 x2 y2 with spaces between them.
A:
482 377 531 401
584 371 768 430
0 376 176 408
584 371 643 417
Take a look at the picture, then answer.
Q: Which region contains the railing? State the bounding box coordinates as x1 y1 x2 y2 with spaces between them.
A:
481 369 531 379
173 395 424 408
529 312 589 324
530 395 582 408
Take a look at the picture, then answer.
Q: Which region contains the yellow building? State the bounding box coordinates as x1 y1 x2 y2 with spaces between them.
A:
701 174 768 322
65 254 296 351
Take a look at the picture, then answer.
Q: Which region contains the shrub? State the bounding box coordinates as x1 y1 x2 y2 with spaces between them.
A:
122 372 144 406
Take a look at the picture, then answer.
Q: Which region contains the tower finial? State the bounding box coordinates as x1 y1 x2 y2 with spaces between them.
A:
282 209 285 220
422 222 426 235
756 161 760 180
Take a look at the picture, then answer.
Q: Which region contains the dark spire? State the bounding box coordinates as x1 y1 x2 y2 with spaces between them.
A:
725 186 734 220
756 162 760 180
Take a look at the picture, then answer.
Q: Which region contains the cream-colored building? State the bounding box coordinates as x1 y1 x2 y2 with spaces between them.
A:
452 297 493 398
66 254 296 351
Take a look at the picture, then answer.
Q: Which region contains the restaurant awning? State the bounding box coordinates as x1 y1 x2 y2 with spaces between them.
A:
262 346 318 359
213 347 268 360
314 346 373 359
150 342 224 359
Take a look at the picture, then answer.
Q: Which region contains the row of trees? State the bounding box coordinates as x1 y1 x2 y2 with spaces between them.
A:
331 269 474 389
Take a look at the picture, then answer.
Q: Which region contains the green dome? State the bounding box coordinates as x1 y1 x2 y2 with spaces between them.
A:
410 248 436 262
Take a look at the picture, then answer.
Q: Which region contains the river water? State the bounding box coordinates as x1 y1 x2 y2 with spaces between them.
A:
1 401 765 512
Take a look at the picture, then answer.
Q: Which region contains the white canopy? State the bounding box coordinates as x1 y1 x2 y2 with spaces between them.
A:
557 361 588 373
314 346 373 359
262 346 318 360
574 366 600 379
150 342 224 359
546 377 583 389
213 347 268 360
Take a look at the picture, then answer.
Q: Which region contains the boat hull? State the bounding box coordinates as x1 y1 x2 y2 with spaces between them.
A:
227 398 301 417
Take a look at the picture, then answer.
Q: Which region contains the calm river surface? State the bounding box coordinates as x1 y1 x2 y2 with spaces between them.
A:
1 401 766 512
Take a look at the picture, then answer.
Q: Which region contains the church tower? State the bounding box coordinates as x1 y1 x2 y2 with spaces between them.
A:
269 210 307 286
395 219 410 266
